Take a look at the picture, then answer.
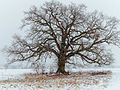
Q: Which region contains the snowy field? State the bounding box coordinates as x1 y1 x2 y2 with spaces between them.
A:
0 68 119 90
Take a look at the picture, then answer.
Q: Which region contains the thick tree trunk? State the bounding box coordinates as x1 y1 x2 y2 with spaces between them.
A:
57 60 66 74
56 41 69 74
56 56 69 75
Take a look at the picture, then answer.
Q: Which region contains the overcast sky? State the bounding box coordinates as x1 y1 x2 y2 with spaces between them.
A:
0 0 120 68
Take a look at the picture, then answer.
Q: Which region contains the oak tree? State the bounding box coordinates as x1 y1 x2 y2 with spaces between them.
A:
5 1 120 74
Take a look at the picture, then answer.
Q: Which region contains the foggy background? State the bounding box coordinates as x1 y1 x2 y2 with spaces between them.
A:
0 0 120 68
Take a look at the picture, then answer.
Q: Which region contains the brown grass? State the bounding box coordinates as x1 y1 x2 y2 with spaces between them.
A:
0 70 112 89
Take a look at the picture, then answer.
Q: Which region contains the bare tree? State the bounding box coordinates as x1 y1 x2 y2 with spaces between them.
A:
5 1 120 74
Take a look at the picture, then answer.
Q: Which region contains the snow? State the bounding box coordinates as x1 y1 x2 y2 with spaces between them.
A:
104 69 120 90
0 68 119 90
0 69 34 80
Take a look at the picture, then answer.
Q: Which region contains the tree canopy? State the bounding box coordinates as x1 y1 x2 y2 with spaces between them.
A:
5 1 120 74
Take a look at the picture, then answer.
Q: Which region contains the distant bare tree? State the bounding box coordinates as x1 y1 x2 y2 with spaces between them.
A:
5 1 120 74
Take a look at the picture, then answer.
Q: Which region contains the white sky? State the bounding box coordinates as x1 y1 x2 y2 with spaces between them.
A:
0 0 120 68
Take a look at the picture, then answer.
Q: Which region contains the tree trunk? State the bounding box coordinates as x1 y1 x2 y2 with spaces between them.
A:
56 41 69 74
57 60 65 73
56 56 69 75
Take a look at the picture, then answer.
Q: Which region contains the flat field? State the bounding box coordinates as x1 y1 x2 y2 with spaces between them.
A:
0 68 119 90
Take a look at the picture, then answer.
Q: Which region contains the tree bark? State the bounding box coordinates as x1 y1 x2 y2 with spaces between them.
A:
57 60 65 73
56 55 69 74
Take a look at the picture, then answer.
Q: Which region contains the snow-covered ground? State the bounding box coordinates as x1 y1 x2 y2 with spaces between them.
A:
0 68 119 90
0 69 34 80
104 68 120 90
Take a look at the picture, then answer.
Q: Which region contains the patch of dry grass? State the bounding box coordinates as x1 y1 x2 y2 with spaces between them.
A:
0 70 112 90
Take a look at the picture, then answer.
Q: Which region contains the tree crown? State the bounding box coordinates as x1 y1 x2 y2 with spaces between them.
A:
5 1 120 70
